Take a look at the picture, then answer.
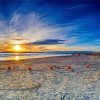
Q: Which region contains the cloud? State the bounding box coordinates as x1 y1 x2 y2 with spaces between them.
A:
28 39 65 45
8 12 67 42
0 0 100 51
0 7 78 45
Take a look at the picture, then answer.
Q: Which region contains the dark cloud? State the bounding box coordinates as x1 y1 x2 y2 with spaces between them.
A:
30 39 65 45
37 46 53 51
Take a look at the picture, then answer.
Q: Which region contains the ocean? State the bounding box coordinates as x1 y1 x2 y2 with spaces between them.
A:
0 51 93 61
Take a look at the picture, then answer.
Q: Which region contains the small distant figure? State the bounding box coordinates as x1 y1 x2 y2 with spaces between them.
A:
28 67 32 71
48 66 55 71
79 54 80 56
7 66 11 70
68 65 72 69
86 64 91 68
66 65 72 71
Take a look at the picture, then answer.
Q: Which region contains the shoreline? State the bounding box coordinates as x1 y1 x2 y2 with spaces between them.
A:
0 55 71 63
0 55 69 63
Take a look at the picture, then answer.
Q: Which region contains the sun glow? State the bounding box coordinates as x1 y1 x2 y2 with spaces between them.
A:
13 45 22 52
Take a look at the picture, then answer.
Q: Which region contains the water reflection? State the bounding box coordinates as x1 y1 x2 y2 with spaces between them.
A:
4 55 29 61
14 56 20 60
14 55 28 61
0 52 68 61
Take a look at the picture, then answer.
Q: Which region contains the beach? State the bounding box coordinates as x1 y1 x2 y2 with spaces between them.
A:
0 54 100 100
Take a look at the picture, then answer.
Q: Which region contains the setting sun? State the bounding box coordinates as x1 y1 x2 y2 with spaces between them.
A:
13 45 22 52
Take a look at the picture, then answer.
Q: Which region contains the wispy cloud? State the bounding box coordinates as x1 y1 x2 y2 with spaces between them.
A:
0 10 78 44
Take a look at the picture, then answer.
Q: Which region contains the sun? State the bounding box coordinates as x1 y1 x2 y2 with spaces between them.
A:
13 45 22 52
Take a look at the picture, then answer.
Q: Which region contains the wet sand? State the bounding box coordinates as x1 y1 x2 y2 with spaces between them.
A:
0 54 100 100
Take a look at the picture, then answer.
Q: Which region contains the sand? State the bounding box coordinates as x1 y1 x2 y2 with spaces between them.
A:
0 54 100 100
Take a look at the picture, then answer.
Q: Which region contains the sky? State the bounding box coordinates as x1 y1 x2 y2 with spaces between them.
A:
0 0 100 52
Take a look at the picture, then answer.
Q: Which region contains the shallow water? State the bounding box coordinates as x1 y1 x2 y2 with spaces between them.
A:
0 51 93 61
0 52 69 61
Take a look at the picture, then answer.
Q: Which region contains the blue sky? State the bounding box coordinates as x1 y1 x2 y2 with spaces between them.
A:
0 0 100 51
